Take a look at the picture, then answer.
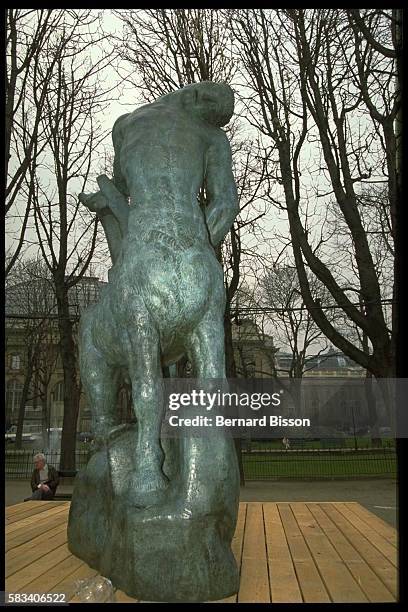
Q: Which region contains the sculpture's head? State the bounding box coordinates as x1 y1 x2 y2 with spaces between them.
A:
161 81 235 127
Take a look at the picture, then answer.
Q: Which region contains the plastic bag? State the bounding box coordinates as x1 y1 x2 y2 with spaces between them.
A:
73 576 116 603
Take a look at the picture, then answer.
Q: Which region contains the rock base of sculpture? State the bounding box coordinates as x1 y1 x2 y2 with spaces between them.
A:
67 424 239 602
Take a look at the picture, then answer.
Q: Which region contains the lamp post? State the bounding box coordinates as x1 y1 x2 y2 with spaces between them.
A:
350 400 358 451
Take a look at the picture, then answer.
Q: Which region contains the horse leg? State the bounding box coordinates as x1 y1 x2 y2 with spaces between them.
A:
79 310 121 440
126 324 169 506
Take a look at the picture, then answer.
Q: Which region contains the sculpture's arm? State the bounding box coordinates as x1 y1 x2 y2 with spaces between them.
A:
78 192 123 265
96 175 129 236
79 114 131 267
204 131 239 247
99 212 123 265
112 113 130 198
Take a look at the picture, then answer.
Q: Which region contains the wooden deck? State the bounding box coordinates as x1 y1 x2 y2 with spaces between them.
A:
5 501 398 603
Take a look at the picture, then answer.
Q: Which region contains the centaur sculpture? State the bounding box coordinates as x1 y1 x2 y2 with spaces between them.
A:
67 82 240 602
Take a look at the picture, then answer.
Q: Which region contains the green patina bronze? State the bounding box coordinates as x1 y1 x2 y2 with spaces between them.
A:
67 82 240 602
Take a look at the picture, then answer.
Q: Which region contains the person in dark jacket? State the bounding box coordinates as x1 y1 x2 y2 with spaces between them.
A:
28 453 59 500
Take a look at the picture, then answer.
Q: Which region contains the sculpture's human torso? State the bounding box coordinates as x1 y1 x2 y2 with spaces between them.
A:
71 85 240 601
92 101 225 365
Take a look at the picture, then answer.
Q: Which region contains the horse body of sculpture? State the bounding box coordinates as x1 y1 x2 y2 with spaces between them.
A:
68 82 241 601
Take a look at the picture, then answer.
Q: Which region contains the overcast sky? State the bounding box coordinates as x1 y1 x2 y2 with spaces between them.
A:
6 9 393 355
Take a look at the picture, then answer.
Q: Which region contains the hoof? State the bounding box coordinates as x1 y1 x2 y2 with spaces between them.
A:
127 470 169 508
127 486 169 509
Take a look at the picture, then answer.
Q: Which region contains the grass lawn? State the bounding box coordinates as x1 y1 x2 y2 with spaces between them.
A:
243 449 397 479
247 437 395 451
5 440 92 451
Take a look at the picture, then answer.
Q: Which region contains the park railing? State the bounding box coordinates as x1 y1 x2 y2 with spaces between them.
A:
5 450 90 479
242 446 397 480
5 441 397 480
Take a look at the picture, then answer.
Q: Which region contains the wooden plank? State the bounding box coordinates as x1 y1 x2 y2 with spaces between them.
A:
323 504 397 598
278 503 330 602
6 504 69 537
6 504 69 535
3 500 397 604
214 502 247 603
6 500 68 516
237 502 270 603
6 528 68 577
6 502 66 524
307 503 394 603
114 590 139 603
7 521 67 559
334 503 397 566
6 501 49 517
6 544 73 592
342 502 397 546
6 516 69 553
6 500 69 525
7 522 67 562
49 564 99 600
6 509 69 551
22 554 84 594
232 503 247 566
290 503 368 602
263 503 303 603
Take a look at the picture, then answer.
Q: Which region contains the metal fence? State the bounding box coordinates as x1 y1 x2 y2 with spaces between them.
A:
5 450 90 479
242 447 397 480
245 437 396 451
6 444 397 480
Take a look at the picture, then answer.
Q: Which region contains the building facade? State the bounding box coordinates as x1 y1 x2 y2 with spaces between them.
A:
7 287 379 439
5 276 105 433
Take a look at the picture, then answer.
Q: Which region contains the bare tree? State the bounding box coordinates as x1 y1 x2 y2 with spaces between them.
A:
112 9 236 98
112 9 269 380
6 10 67 276
346 9 401 371
231 267 330 415
5 256 58 448
229 9 397 382
260 265 330 377
23 10 117 470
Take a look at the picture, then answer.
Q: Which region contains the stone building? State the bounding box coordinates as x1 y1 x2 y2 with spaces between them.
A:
230 320 380 434
7 286 378 439
5 276 105 434
232 318 277 378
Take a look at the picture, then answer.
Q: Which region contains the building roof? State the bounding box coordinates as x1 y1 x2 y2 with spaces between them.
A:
276 346 363 372
6 275 106 318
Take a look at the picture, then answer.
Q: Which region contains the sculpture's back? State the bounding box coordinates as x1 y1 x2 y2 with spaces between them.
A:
67 82 240 602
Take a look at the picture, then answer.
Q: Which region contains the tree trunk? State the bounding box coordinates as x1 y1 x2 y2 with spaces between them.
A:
364 372 380 446
288 376 302 419
41 392 49 450
224 303 245 486
376 376 396 435
15 350 34 449
56 282 81 472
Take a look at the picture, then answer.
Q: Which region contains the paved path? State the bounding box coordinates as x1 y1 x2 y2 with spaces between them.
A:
6 478 397 527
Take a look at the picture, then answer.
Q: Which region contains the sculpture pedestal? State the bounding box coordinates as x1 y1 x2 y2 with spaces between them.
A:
67 424 240 602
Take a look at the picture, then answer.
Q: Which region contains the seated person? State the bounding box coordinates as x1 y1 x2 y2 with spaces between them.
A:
27 453 59 501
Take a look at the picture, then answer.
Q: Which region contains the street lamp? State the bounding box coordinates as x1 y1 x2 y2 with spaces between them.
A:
350 400 358 451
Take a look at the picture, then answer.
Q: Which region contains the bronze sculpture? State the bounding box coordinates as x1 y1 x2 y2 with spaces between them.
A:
67 82 240 602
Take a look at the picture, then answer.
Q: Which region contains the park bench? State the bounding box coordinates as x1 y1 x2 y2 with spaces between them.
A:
24 470 76 502
53 471 77 500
